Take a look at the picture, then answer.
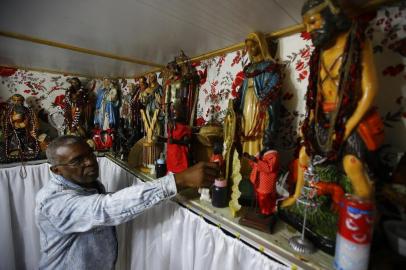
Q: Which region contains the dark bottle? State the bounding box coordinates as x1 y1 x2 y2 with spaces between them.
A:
211 179 228 208
155 157 167 178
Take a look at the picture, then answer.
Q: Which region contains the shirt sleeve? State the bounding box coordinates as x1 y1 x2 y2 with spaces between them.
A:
38 174 177 234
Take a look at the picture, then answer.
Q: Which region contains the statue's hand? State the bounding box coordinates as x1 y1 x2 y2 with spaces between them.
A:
30 130 37 139
242 152 253 160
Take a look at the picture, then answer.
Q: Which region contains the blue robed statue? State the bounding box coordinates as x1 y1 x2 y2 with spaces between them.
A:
236 32 282 157
94 78 120 130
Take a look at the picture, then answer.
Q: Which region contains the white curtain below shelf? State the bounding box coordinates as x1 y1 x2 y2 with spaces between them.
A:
0 158 287 270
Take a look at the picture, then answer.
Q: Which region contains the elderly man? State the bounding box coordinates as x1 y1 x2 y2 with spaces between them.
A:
35 135 218 270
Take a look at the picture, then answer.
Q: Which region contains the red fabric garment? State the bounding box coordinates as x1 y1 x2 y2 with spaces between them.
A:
249 150 279 215
255 192 277 216
92 128 113 150
167 123 191 173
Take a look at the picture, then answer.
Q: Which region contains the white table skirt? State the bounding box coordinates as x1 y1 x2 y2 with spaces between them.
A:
0 158 286 270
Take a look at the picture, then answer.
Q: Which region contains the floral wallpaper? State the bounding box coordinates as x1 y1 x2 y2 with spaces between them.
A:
0 3 405 168
366 4 406 166
0 68 91 113
0 69 139 126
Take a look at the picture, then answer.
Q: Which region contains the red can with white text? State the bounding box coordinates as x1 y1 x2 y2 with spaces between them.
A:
334 194 374 270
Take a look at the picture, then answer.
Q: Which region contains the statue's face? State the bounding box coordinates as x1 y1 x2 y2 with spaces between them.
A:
245 39 261 59
138 78 147 90
11 96 24 106
70 79 80 89
103 78 111 88
128 83 136 94
170 106 185 123
303 11 333 48
148 74 157 84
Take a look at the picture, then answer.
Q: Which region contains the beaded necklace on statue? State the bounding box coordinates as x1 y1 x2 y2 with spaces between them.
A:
4 104 39 177
302 24 364 160
63 90 83 132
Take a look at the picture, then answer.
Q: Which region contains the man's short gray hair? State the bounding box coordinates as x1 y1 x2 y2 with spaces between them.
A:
46 135 85 165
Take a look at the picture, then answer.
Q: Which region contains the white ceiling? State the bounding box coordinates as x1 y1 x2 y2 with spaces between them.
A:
0 0 305 78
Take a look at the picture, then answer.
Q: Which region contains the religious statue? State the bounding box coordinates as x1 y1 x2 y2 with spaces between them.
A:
148 73 165 136
282 0 382 208
277 0 384 254
113 118 134 160
163 60 182 120
234 32 282 232
224 99 243 217
162 51 199 126
94 78 120 131
234 32 282 176
139 77 153 118
166 104 191 173
92 124 114 151
3 94 39 161
243 149 280 216
128 81 144 142
63 77 93 137
120 83 137 125
115 83 142 157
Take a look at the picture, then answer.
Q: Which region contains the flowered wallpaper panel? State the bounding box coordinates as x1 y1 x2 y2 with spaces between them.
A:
0 69 139 122
1 4 405 168
366 4 406 165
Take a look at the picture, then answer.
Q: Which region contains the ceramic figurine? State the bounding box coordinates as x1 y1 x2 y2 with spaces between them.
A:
148 73 165 136
244 149 280 216
121 83 137 126
94 78 120 131
234 32 282 232
234 32 282 161
166 104 191 173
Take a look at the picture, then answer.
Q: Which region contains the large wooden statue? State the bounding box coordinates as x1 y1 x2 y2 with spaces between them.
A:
3 94 39 161
282 0 382 208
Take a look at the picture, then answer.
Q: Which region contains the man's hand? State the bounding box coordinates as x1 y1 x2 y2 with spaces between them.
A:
174 162 219 190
